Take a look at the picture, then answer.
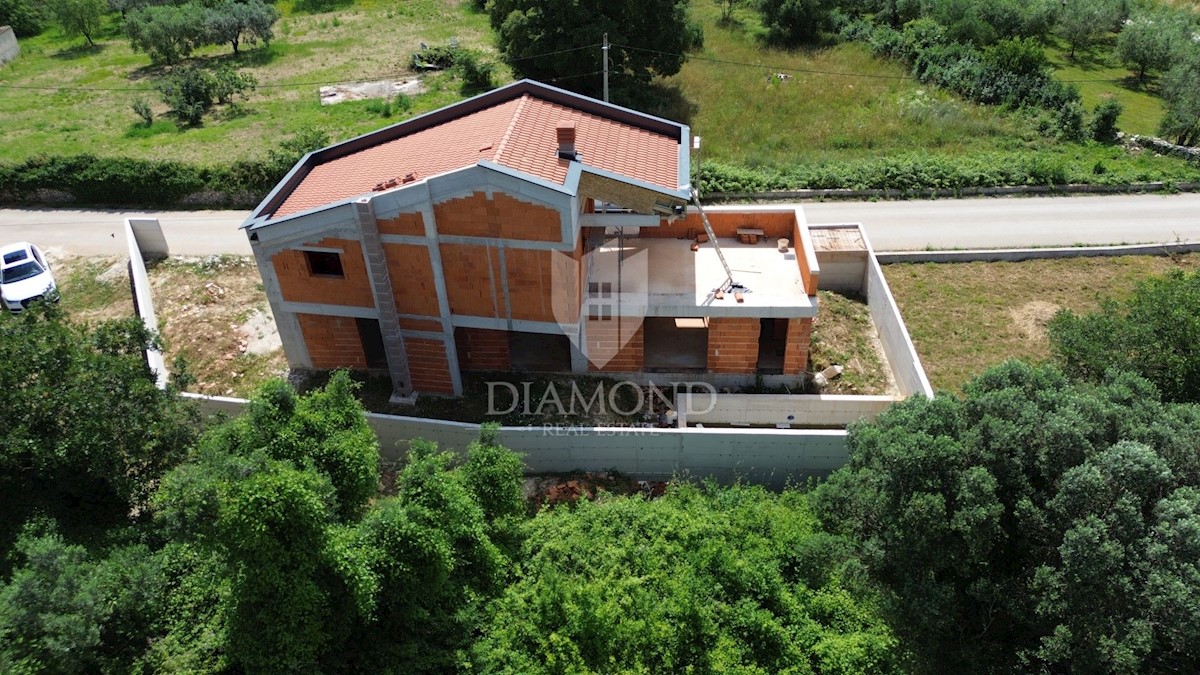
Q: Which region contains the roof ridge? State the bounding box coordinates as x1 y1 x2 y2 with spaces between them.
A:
492 94 528 162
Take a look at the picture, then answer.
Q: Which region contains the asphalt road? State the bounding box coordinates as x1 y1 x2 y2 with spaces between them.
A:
1 192 1199 256
0 207 252 257
803 192 1200 250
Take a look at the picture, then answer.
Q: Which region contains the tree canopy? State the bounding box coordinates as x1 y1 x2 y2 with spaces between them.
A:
46 0 107 46
814 361 1200 672
1159 46 1200 147
487 0 701 109
1050 268 1200 403
475 482 900 673
0 307 196 520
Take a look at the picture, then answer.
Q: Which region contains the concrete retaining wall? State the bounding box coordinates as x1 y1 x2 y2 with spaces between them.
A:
877 241 1200 264
676 392 895 427
184 392 849 486
0 26 18 65
706 181 1200 203
866 253 934 398
126 218 168 388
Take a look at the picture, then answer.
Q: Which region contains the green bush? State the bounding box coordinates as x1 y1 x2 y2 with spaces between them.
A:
0 0 47 37
694 147 1200 195
292 0 351 13
158 65 256 127
1090 97 1123 143
867 22 1081 118
1050 269 1200 403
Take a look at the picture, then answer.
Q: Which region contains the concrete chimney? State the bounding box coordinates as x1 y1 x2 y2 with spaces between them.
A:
556 120 577 160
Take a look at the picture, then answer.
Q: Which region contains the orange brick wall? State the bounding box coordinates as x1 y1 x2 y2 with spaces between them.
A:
587 319 644 372
783 317 812 374
406 337 456 394
456 328 511 371
273 238 375 308
297 313 368 369
794 221 819 295
707 317 761 374
434 191 562 242
504 248 554 322
399 317 443 331
642 211 796 240
379 212 425 236
440 243 505 317
383 243 441 317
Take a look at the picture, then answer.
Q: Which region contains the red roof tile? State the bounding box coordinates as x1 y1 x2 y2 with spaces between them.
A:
272 93 680 219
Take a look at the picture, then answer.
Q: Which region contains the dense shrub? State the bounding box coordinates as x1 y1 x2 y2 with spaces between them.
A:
158 65 256 126
0 0 47 37
867 22 1082 116
1050 268 1200 404
1090 97 1123 143
758 0 838 47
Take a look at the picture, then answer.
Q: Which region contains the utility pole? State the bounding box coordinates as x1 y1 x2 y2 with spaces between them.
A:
602 33 609 102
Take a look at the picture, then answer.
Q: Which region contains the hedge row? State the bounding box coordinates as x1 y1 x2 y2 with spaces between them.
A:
2 150 1199 210
0 154 288 208
695 150 1200 194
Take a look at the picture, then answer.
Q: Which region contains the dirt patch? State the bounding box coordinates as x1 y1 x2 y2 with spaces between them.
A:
148 256 287 397
239 308 281 355
1010 300 1061 342
809 290 894 395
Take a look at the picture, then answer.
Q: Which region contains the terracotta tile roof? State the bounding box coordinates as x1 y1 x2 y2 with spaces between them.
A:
272 93 681 219
495 96 680 190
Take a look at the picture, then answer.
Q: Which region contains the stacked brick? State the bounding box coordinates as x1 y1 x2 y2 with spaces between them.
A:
434 191 561 241
272 238 374 307
383 243 441 317
586 319 644 372
378 212 425 236
405 337 456 394
440 244 505 317
642 211 796 240
456 328 511 371
297 314 368 369
707 317 761 373
783 318 812 374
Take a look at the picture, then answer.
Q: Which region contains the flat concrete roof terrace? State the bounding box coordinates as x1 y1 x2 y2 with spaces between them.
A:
587 236 816 318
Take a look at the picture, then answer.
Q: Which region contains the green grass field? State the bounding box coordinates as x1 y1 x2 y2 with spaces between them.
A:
0 0 1193 179
1045 34 1165 136
883 254 1200 392
669 3 1024 167
0 0 497 164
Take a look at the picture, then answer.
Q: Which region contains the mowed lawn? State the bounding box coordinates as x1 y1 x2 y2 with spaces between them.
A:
883 254 1200 391
0 0 496 164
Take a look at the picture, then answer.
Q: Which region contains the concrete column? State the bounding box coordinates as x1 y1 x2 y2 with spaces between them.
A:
355 199 413 397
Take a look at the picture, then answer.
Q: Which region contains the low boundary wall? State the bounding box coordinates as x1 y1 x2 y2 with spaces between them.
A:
877 241 1200 264
182 392 849 487
866 241 934 397
706 181 1200 203
126 218 168 388
676 393 895 428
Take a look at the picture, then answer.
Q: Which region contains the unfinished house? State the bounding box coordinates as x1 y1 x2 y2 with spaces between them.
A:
242 80 821 397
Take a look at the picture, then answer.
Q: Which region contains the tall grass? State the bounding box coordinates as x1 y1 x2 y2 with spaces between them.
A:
668 3 1021 168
